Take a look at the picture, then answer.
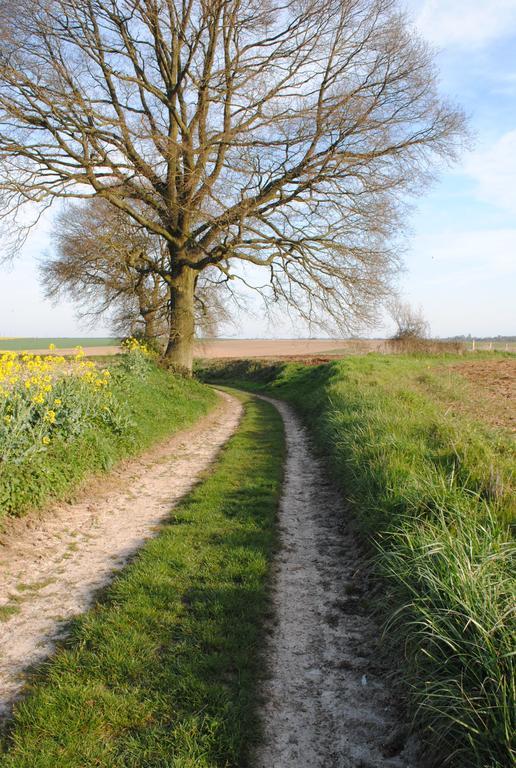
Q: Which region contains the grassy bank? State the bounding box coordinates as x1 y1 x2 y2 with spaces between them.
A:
0 392 284 767
199 356 515 768
0 358 216 522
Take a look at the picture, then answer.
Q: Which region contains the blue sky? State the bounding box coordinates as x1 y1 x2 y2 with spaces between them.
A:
397 0 516 338
0 0 515 339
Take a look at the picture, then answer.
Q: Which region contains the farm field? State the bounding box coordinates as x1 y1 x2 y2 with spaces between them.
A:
5 337 516 360
195 337 387 358
196 338 516 359
0 338 119 353
0 337 384 358
0 337 459 359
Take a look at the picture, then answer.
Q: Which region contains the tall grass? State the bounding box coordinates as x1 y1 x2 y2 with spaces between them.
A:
199 355 515 767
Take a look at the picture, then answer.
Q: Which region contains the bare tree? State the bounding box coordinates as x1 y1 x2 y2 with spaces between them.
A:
389 297 429 340
0 0 465 371
41 199 231 344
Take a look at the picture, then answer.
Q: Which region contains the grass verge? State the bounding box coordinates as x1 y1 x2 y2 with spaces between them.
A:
198 356 515 768
0 362 216 522
0 392 284 768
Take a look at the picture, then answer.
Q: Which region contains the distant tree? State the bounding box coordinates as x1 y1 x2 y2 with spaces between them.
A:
41 199 231 345
41 199 164 343
389 298 429 340
0 0 466 371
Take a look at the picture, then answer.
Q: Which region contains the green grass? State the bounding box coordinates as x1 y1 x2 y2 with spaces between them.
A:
198 355 515 768
0 605 21 622
0 338 118 351
0 392 283 767
0 363 216 522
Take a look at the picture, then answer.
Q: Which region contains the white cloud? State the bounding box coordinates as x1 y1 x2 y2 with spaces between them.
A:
414 0 516 48
462 130 516 216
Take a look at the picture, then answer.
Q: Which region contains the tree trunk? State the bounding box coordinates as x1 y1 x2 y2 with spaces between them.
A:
143 308 158 345
164 267 196 374
135 281 159 348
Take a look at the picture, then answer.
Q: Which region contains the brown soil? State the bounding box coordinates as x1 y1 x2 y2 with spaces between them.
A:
0 391 242 720
451 359 515 400
195 338 384 359
255 396 420 768
448 359 516 432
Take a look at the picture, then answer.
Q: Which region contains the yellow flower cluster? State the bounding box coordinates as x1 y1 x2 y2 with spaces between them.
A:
0 350 65 399
0 345 116 462
0 348 112 398
121 337 150 354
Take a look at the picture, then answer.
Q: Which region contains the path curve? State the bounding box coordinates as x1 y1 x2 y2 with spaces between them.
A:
256 396 420 768
0 390 242 719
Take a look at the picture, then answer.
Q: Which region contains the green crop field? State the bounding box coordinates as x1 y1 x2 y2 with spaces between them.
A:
0 338 119 351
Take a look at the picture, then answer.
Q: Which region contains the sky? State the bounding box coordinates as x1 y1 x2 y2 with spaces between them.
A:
0 0 515 339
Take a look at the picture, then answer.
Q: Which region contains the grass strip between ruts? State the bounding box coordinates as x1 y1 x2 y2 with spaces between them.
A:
0 391 284 768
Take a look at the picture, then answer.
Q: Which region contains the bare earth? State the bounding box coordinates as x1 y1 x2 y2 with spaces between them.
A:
447 358 516 433
256 396 420 768
11 339 383 359
195 338 384 359
0 390 242 720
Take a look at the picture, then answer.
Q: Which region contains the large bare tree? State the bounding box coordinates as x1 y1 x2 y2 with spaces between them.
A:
0 0 465 370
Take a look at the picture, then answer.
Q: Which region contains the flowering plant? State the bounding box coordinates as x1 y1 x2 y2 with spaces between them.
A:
0 346 128 466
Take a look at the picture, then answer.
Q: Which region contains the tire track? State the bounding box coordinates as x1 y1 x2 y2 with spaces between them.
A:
255 396 420 768
0 391 242 720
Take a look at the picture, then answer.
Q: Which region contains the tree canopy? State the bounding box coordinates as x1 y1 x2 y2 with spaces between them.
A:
0 0 466 369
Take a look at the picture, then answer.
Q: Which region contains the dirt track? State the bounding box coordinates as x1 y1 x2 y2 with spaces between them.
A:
256 396 420 768
0 388 420 764
0 391 242 720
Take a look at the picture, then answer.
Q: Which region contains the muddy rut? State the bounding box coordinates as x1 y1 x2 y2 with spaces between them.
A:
256 396 420 768
0 390 242 720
